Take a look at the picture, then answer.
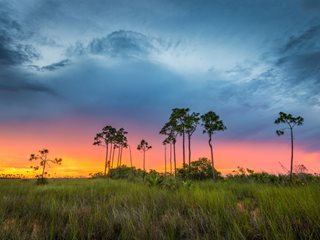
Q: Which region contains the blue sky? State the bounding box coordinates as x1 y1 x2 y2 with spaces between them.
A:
1 0 320 153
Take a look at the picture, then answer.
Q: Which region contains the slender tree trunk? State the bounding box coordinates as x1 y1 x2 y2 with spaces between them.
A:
119 146 123 166
104 142 109 176
108 143 112 172
111 146 115 169
164 145 167 176
170 143 172 174
290 128 294 181
143 151 146 171
42 161 46 179
173 142 177 176
182 131 186 167
188 134 191 173
129 145 133 168
117 148 121 167
209 134 215 180
121 147 123 165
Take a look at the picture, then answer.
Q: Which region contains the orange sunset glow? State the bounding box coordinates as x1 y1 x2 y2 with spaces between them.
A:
1 118 319 177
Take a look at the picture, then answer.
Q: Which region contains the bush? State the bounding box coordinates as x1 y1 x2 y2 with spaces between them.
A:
144 174 164 187
35 177 48 185
177 157 222 180
226 167 320 185
89 172 105 178
107 165 146 180
160 176 181 190
144 175 189 190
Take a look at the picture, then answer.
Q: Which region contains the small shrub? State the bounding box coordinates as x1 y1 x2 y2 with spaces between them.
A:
144 174 164 187
160 176 180 190
182 180 192 188
89 172 105 178
226 167 320 185
35 177 48 185
177 157 222 180
108 165 146 180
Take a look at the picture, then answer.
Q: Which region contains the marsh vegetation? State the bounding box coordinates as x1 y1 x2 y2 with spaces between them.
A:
0 178 319 240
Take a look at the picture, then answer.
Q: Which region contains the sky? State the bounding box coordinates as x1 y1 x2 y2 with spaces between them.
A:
0 0 320 177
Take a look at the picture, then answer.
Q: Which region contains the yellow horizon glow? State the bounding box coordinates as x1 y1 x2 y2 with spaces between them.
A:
1 119 319 178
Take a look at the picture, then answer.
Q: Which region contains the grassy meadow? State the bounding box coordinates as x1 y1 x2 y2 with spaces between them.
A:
1 178 320 240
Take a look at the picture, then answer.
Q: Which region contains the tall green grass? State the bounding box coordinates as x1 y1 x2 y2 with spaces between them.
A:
0 179 319 239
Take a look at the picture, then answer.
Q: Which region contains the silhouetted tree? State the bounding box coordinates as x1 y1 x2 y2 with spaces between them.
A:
137 139 152 171
201 111 226 180
294 164 308 174
162 135 174 175
114 128 128 167
169 108 189 167
162 139 170 175
160 122 178 175
185 112 200 173
274 111 304 181
29 149 62 179
93 125 117 175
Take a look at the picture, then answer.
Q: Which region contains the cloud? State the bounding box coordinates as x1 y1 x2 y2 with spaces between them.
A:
0 12 53 110
88 30 155 58
272 25 320 106
0 80 54 94
0 10 39 66
281 25 320 54
0 0 319 155
46 59 188 120
40 59 71 71
0 65 56 95
0 32 39 66
67 30 176 61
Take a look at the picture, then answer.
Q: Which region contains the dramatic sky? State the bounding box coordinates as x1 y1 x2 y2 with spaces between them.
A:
1 0 320 177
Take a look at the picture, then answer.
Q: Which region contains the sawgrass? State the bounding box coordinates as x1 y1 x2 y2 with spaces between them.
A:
0 178 319 239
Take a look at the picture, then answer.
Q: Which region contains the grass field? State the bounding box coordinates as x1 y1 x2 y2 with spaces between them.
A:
0 178 319 240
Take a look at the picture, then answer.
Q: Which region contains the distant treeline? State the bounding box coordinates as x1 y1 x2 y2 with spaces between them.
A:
15 108 305 183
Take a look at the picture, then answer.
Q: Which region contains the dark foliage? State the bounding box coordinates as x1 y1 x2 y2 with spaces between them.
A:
177 157 222 180
35 177 48 185
107 165 146 180
227 167 320 185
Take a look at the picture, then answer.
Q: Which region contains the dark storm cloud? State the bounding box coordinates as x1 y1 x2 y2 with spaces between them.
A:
67 30 154 58
0 5 47 90
0 0 319 152
0 67 61 122
207 21 320 145
0 67 56 94
88 31 155 58
0 39 39 66
67 30 174 60
0 12 39 66
40 59 71 71
222 22 320 149
0 80 54 94
281 25 320 54
0 5 56 99
46 59 189 122
273 24 320 105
